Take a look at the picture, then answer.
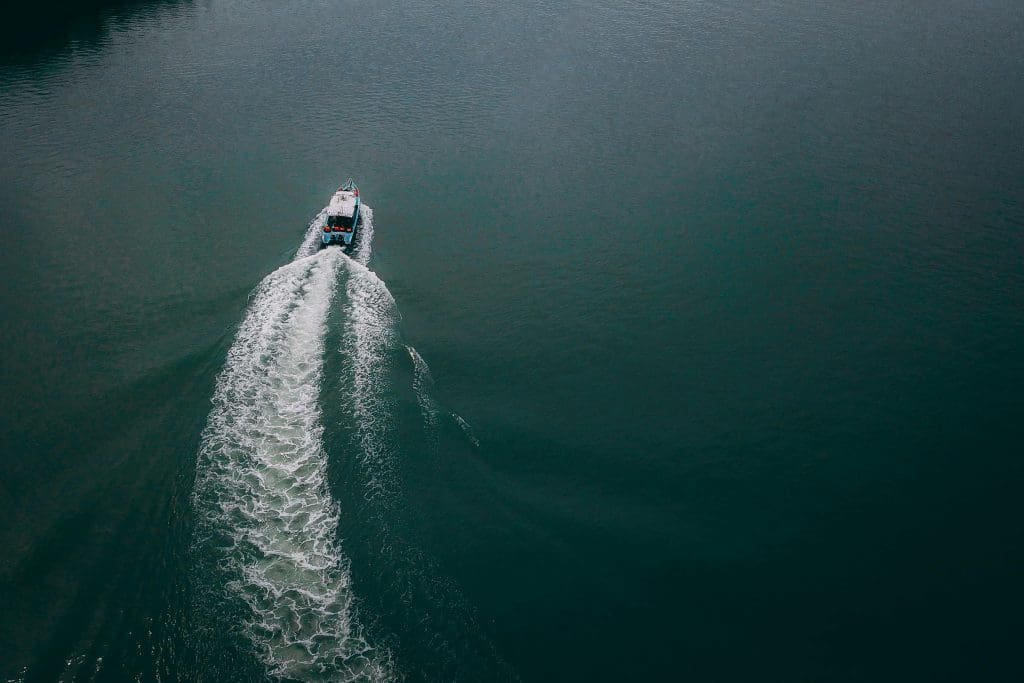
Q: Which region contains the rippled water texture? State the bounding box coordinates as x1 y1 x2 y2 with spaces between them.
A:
2 0 1024 681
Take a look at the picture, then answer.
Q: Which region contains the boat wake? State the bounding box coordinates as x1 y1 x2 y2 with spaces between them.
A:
323 214 513 679
340 257 401 501
192 203 508 680
192 209 391 681
407 346 480 450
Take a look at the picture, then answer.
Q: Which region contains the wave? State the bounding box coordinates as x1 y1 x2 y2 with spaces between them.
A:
340 260 399 501
192 201 504 680
407 346 439 450
325 206 405 504
192 208 391 681
295 207 330 260
333 223 512 680
407 345 480 450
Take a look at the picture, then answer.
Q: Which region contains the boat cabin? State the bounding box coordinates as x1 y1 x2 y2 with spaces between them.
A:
321 181 360 249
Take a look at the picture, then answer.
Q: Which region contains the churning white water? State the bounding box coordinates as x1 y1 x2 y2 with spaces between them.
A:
192 202 483 680
193 208 392 681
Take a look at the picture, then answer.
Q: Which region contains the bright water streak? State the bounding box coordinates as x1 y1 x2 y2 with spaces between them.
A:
336 218 514 681
193 208 391 681
407 346 439 450
340 238 400 502
407 345 480 450
310 204 410 503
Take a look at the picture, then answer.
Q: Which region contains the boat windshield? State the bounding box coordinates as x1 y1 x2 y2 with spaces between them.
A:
327 215 353 228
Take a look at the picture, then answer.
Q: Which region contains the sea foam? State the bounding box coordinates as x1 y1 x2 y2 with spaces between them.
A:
193 208 391 681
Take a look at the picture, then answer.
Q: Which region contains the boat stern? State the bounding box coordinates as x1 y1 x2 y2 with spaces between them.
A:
320 181 360 250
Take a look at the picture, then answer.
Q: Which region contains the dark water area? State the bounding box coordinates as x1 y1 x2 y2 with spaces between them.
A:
1 0 188 64
2 0 1023 681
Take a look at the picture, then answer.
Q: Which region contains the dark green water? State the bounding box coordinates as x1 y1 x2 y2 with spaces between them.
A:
2 0 1023 680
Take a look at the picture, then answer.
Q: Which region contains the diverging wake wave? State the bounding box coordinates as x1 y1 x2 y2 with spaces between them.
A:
407 346 480 451
192 210 391 681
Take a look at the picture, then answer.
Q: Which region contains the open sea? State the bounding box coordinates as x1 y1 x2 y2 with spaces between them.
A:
2 1 1023 680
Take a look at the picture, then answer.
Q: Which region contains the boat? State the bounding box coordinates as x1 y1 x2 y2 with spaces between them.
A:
321 180 361 250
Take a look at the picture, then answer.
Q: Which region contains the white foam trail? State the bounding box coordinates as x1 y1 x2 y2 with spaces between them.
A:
193 246 391 682
296 207 329 259
339 257 400 500
328 210 511 678
351 206 374 266
305 203 403 502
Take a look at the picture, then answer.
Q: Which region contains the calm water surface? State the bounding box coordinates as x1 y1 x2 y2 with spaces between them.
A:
2 0 1023 680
